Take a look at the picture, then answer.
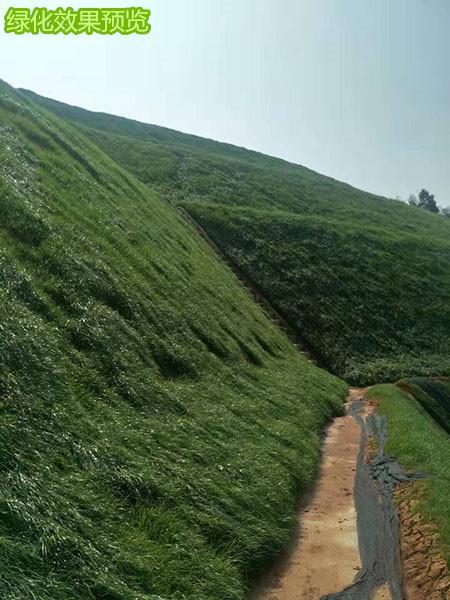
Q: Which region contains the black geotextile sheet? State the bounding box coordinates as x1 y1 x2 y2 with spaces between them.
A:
321 404 425 600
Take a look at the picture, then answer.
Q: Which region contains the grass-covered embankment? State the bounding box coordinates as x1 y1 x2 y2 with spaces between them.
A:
25 89 450 385
367 384 450 565
401 378 450 435
185 204 450 384
0 80 347 599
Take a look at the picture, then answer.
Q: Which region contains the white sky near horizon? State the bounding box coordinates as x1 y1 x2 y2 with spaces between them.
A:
0 0 449 205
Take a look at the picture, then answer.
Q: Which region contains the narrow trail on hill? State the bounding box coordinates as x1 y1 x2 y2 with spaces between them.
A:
250 389 424 600
250 389 370 600
249 388 365 600
175 205 421 599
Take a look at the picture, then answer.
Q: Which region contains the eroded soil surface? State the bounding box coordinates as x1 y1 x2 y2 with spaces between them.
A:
395 484 450 599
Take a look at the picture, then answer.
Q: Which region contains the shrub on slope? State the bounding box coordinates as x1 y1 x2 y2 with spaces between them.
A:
24 89 450 384
0 81 346 599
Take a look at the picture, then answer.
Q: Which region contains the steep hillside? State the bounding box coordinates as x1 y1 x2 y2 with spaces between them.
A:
25 90 450 384
187 204 450 384
0 81 346 599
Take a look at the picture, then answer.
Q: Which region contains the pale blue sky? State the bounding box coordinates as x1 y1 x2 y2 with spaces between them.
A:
1 0 449 204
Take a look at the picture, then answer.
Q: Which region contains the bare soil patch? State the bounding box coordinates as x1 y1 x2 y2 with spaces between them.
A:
395 483 450 599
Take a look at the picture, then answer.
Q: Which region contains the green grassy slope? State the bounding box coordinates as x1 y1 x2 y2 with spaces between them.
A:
0 81 347 599
400 378 450 435
25 90 450 385
187 204 450 384
367 384 450 565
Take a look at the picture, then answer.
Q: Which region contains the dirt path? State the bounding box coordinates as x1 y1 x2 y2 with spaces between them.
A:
250 389 369 600
175 197 447 600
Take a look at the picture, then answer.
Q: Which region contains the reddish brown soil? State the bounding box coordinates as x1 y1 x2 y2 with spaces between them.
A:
396 483 450 599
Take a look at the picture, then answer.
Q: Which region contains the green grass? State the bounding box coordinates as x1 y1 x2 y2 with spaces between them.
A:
12 82 450 593
402 378 450 435
24 88 450 385
185 204 450 385
367 384 450 565
0 80 347 599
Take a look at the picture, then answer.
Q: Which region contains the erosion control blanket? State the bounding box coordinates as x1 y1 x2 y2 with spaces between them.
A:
322 407 426 600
